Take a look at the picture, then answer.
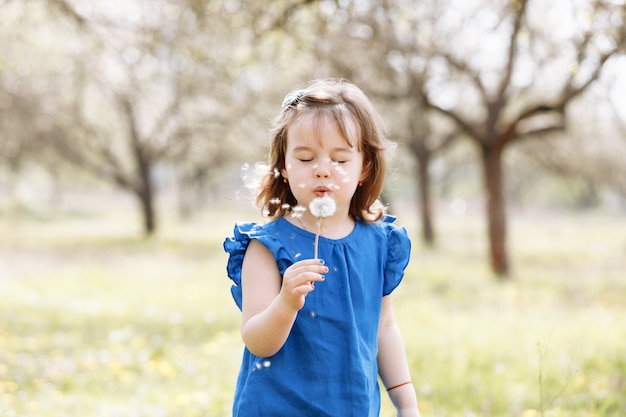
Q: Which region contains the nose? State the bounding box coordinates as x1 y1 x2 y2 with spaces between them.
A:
314 161 331 178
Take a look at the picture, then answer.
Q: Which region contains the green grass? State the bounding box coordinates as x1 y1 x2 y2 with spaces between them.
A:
1 204 625 416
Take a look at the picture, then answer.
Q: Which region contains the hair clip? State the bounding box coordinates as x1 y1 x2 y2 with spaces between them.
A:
281 89 308 107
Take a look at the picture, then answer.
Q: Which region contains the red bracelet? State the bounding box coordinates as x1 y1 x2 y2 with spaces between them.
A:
386 381 412 391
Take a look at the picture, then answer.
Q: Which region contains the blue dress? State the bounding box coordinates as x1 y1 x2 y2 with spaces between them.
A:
223 216 411 417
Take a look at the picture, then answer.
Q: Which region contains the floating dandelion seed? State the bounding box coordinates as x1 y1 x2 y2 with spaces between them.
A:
269 198 281 205
309 196 336 259
273 168 280 178
291 205 306 219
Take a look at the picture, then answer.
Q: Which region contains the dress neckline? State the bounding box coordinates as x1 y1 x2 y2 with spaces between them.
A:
277 216 360 244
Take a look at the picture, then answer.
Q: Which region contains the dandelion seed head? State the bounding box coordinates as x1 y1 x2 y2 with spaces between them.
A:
309 195 336 219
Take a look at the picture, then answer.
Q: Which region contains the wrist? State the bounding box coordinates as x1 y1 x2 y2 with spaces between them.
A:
273 293 300 318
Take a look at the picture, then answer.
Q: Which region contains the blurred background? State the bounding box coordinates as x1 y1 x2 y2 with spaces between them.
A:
1 0 625 416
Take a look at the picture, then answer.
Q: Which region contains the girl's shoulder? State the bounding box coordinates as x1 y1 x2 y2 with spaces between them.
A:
223 219 285 255
367 215 412 296
223 219 293 310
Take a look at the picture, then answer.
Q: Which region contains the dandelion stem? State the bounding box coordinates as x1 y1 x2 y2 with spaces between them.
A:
314 219 321 259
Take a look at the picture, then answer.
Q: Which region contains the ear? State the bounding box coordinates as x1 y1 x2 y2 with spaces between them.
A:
359 161 371 183
280 167 288 180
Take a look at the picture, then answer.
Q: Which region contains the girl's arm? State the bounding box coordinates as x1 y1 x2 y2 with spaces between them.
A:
378 295 421 417
240 239 327 357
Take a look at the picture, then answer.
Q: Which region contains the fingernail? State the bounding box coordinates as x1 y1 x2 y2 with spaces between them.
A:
320 275 325 280
319 259 325 265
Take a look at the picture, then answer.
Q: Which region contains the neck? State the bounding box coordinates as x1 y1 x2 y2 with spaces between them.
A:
290 211 355 240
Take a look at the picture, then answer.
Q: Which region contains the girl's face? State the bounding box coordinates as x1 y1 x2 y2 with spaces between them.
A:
281 112 365 222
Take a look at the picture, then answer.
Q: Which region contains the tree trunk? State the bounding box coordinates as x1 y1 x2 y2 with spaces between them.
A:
122 97 157 236
137 186 156 236
416 156 435 245
481 145 509 278
134 157 156 236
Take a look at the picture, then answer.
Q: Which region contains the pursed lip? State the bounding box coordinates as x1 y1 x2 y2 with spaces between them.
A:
314 186 331 197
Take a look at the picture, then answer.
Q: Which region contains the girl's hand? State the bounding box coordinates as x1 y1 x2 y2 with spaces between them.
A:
278 259 328 311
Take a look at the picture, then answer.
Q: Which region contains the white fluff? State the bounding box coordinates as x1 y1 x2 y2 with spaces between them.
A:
309 196 337 218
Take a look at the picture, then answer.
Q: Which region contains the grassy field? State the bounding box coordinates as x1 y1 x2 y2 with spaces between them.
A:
0 203 624 416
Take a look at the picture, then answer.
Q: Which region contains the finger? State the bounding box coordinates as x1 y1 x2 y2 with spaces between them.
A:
285 265 328 282
294 281 317 295
290 258 327 270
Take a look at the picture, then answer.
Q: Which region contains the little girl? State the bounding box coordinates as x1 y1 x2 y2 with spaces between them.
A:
224 79 421 417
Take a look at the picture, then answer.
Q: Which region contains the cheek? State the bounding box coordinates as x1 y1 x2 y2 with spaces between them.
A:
334 163 362 182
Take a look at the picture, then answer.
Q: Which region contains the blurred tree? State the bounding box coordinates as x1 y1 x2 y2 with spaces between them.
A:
36 0 266 235
374 0 625 276
0 1 71 209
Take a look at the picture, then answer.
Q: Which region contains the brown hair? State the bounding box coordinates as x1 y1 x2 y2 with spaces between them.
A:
256 79 394 222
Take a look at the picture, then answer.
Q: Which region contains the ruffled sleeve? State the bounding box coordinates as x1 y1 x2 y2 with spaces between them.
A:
381 215 412 296
223 222 294 310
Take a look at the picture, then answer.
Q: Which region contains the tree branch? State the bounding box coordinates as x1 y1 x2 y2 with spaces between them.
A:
426 100 482 143
494 0 528 102
440 50 489 103
47 0 88 29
